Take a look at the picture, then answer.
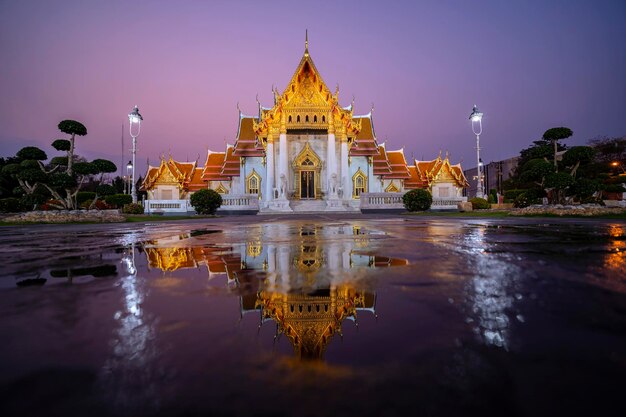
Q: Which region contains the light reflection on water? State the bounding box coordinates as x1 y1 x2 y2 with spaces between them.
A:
138 224 407 360
2 218 625 416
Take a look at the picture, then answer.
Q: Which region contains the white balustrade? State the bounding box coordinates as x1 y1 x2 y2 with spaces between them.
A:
144 194 260 214
360 192 467 211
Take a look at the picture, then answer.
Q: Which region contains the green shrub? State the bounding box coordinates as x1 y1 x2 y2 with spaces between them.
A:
513 192 541 208
503 189 526 203
469 197 490 210
190 189 223 215
105 194 132 208
77 192 96 205
0 198 23 213
402 189 432 212
122 203 144 214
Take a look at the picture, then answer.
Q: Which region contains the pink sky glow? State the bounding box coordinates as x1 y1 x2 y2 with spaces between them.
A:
1 0 625 176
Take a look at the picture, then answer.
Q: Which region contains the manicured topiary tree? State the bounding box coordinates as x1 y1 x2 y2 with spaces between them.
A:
402 189 432 212
190 189 222 215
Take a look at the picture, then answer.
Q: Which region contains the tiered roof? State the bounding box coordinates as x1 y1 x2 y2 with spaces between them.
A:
141 157 204 192
371 143 391 176
201 151 230 182
221 145 241 177
349 114 378 156
384 149 412 179
233 115 265 157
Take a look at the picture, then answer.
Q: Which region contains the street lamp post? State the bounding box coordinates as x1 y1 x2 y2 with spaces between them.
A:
128 106 143 204
126 160 133 195
469 105 484 198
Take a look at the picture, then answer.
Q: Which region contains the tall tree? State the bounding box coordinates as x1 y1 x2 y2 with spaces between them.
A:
542 127 573 172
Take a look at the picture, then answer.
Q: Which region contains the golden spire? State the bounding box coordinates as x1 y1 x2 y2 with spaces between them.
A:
304 29 309 57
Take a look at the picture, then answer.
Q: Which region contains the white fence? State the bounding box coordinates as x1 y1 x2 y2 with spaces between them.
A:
360 193 467 211
145 199 190 213
431 197 467 210
218 194 259 212
144 195 260 214
360 193 405 210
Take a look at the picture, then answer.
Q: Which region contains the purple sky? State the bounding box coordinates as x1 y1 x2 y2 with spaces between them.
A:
1 0 625 176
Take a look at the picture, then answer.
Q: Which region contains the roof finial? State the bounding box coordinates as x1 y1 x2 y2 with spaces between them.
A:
304 29 309 56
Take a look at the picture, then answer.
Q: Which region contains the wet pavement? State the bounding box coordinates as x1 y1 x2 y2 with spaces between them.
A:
0 214 625 417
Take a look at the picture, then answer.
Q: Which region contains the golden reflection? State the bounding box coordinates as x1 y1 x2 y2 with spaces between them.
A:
605 224 625 274
142 224 409 360
255 286 374 359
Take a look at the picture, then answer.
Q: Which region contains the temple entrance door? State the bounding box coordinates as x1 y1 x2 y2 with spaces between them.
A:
300 170 315 199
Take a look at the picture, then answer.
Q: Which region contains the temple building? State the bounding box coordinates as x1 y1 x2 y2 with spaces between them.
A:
142 36 468 213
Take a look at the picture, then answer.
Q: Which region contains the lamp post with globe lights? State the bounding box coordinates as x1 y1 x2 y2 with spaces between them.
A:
469 105 485 198
128 106 143 203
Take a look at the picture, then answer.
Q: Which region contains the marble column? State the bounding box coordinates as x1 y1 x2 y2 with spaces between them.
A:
340 133 349 199
279 129 288 197
265 136 274 201
327 131 336 193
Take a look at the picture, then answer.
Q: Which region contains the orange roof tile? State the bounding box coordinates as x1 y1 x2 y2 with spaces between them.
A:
202 151 230 181
221 146 241 177
372 144 392 176
404 166 428 189
384 149 411 179
233 116 265 157
350 115 378 156
187 167 206 191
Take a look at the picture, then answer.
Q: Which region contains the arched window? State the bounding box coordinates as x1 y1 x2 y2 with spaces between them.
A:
288 115 292 123
246 170 261 196
314 115 317 123
305 115 309 122
297 115 301 123
352 169 367 198
322 115 326 123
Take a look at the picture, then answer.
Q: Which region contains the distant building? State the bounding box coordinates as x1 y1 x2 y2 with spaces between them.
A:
464 156 519 197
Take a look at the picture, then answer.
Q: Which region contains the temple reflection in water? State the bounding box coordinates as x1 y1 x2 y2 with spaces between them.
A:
142 224 408 359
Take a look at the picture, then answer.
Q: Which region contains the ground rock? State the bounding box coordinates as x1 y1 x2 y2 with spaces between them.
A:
3 210 125 223
510 204 625 217
458 202 473 212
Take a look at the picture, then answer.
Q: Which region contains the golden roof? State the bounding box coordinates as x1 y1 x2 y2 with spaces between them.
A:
251 38 361 138
414 154 470 188
141 157 201 191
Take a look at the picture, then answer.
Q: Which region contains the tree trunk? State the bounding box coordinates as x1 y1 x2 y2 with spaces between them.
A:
553 139 558 172
570 161 581 178
67 133 75 176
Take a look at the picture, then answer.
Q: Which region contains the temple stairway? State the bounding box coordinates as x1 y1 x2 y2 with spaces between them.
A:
289 200 329 212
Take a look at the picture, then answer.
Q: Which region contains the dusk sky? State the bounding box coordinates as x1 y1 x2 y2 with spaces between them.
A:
1 0 624 176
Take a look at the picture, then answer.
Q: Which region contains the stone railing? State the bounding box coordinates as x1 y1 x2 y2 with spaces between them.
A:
218 194 259 212
360 193 467 211
360 193 405 210
145 199 190 213
145 195 260 214
431 197 467 210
